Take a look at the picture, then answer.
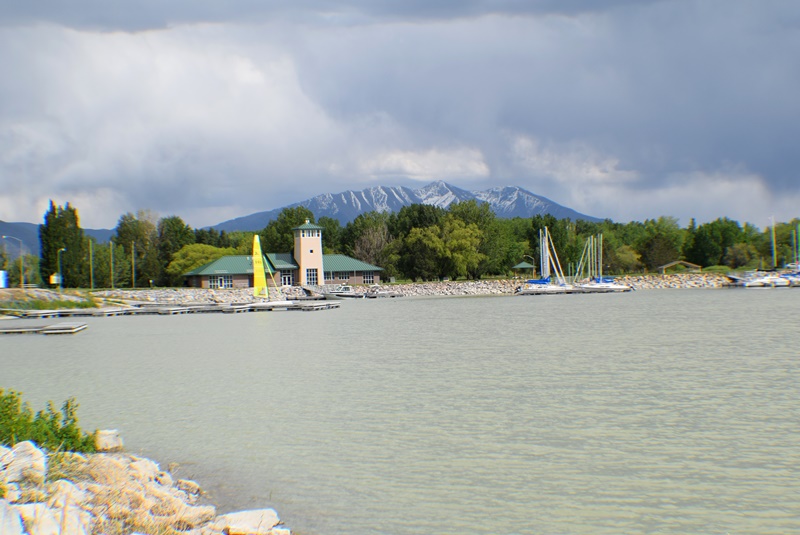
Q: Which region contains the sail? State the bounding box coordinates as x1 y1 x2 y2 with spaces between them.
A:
252 235 269 298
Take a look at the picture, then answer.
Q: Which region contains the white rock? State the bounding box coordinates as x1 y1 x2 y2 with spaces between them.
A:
4 441 46 484
177 478 202 495
174 503 217 527
5 482 21 503
0 499 24 535
94 429 124 452
129 457 160 482
210 509 281 535
155 470 174 487
47 480 87 508
15 503 92 535
270 527 292 535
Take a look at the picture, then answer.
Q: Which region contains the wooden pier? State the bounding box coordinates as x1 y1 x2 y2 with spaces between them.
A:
0 300 340 327
0 322 88 335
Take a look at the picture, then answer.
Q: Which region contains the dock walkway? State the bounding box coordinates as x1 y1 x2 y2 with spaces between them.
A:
0 300 340 334
0 322 88 335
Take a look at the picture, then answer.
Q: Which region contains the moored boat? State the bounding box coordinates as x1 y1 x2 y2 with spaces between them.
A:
515 227 575 296
322 285 366 299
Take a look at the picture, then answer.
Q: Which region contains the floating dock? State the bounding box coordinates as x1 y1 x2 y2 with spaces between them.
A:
0 300 340 323
0 322 88 335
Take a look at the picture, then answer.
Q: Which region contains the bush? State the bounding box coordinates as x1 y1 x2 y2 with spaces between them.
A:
0 389 97 453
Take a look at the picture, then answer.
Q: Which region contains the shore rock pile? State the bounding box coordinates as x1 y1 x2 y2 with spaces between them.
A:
90 273 733 305
390 279 518 297
616 273 730 290
93 286 310 305
0 288 87 304
0 437 290 535
6 273 734 311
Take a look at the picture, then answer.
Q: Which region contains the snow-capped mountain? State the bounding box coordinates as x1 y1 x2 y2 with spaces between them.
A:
212 181 600 231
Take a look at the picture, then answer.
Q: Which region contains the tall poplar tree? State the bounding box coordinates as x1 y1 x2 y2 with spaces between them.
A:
39 201 86 288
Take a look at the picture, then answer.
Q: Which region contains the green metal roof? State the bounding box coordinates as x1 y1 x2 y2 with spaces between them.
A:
292 220 324 230
512 261 535 269
184 255 275 276
266 253 298 270
185 253 382 277
322 254 383 272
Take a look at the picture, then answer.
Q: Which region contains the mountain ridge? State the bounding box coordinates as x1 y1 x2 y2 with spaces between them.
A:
1 182 600 256
213 181 600 232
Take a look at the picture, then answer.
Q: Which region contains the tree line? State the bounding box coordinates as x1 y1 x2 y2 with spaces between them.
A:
1 199 798 288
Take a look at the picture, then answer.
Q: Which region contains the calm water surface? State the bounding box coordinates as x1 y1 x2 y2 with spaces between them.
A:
2 289 798 534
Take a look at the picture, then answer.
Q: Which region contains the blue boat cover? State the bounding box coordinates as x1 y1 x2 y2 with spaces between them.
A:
525 277 551 285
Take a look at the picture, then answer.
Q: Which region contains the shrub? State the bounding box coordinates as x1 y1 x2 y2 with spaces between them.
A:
0 389 97 453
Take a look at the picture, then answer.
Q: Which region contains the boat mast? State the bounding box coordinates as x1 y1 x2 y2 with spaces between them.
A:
771 216 777 269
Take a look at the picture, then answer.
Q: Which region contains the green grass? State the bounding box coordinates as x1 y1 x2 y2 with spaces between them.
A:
0 298 96 310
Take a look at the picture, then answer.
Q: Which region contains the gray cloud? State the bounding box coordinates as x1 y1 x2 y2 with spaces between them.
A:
0 0 798 228
0 1 662 31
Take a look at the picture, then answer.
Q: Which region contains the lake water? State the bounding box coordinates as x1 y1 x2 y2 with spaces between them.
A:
2 289 798 534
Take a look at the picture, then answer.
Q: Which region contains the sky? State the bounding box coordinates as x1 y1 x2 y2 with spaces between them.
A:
0 0 798 230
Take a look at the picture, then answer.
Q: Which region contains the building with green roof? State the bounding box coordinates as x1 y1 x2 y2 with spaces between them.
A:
184 220 383 289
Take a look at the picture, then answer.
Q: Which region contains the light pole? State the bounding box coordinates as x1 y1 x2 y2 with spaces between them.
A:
1 235 24 288
57 247 66 291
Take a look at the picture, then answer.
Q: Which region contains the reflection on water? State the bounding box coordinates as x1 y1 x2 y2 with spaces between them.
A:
2 289 799 534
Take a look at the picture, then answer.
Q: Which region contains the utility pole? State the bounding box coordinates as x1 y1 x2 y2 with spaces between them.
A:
57 247 66 291
110 239 114 289
132 241 136 288
89 240 94 290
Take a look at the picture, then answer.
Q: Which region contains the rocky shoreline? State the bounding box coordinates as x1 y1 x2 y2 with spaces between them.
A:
83 273 732 304
0 434 289 535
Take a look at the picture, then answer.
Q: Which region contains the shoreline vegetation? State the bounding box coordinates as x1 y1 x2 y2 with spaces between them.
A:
0 391 290 535
0 273 738 312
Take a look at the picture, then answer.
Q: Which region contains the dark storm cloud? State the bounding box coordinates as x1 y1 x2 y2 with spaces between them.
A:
0 0 659 30
291 1 800 187
0 0 798 227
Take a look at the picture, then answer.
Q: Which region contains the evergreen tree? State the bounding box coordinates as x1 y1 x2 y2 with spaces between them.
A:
39 201 86 288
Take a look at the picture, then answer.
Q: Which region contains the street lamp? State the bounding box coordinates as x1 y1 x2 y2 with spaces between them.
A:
57 247 66 291
1 235 24 289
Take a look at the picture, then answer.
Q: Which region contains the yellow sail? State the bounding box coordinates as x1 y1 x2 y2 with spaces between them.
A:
252 235 269 298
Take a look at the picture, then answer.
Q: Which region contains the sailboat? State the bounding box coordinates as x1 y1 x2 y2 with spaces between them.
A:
573 234 632 293
252 235 270 299
515 227 573 295
252 236 294 304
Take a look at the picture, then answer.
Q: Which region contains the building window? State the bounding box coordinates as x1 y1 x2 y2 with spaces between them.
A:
214 275 233 289
338 272 349 280
306 268 318 285
281 270 294 286
324 272 334 282
363 272 374 284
